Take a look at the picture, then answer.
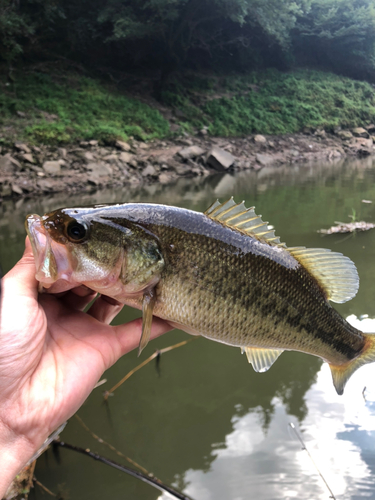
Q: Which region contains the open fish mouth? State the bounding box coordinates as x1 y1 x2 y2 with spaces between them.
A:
25 214 75 292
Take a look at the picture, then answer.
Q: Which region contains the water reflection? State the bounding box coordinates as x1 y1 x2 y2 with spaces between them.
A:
159 316 375 500
2 158 375 499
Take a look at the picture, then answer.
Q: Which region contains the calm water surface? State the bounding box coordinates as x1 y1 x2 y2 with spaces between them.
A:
2 158 375 500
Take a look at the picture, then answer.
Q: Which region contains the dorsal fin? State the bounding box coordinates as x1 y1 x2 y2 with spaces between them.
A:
205 198 284 246
287 247 359 303
242 347 284 372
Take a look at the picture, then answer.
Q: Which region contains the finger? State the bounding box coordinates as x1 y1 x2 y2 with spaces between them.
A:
2 237 38 301
60 287 97 312
111 316 174 358
87 295 124 324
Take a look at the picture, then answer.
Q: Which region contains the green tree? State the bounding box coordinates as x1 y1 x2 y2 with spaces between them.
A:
0 0 32 63
293 0 375 80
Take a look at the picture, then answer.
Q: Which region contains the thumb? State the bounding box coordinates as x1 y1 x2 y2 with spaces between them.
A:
2 238 38 302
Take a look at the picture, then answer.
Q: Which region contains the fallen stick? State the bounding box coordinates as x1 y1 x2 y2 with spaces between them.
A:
53 440 194 500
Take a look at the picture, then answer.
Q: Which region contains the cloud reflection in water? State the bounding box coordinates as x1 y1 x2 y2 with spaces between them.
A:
159 315 375 500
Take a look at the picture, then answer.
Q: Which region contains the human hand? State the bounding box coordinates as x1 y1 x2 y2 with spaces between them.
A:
0 238 172 496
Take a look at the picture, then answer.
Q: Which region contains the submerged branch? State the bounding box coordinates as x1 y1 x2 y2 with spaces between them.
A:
74 413 150 476
104 337 197 399
53 441 194 500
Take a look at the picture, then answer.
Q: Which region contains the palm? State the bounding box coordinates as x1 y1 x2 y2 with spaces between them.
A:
0 241 172 451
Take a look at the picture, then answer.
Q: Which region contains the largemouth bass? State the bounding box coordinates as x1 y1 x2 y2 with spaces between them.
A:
25 198 375 395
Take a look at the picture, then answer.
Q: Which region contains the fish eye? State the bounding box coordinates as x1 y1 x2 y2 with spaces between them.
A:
66 220 88 242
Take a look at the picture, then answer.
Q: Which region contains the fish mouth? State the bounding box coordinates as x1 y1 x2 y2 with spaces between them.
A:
25 214 76 292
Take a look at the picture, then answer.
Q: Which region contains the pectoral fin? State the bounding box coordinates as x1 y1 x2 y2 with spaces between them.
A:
242 347 284 372
138 289 156 356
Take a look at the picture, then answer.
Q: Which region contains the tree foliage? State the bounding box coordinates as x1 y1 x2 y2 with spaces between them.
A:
1 0 375 82
294 0 375 80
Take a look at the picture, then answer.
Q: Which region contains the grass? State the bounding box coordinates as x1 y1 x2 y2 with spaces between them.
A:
1 67 375 145
0 70 170 145
161 69 375 136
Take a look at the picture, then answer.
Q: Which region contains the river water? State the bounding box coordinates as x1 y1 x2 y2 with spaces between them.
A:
2 157 375 500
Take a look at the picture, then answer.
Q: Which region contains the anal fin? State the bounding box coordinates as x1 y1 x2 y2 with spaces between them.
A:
242 347 284 372
138 289 156 356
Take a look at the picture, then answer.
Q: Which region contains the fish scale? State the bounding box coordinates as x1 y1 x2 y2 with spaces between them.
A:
25 199 375 394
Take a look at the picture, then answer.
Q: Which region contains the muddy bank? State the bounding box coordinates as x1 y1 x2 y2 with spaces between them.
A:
0 126 374 202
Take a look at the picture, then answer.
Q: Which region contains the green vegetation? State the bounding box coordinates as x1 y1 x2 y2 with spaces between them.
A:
0 72 169 144
1 0 375 144
163 69 375 136
1 67 375 144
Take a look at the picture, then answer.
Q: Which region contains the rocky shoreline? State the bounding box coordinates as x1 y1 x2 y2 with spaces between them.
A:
1 125 375 202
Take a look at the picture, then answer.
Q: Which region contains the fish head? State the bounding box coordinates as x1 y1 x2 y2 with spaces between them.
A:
25 208 126 294
25 206 164 297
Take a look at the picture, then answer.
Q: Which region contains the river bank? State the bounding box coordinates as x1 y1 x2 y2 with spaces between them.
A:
0 125 374 202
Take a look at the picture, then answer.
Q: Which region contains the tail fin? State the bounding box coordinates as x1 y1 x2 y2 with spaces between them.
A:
330 334 375 395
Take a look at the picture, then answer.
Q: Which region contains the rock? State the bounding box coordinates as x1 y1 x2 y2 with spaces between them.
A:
0 183 12 197
103 154 118 164
174 163 193 176
14 142 31 153
206 147 235 171
87 176 101 186
255 153 275 167
37 179 54 190
178 145 206 160
119 152 134 163
22 153 35 163
16 111 26 118
89 140 99 147
87 162 113 177
352 127 369 138
358 147 372 157
158 173 172 184
366 124 375 133
11 183 23 195
179 138 194 147
337 130 353 140
290 149 300 157
58 148 67 158
138 143 149 150
328 150 342 159
0 154 16 173
142 165 157 177
27 164 43 173
115 140 131 151
314 129 326 138
254 135 267 144
83 151 95 163
9 155 21 169
360 138 373 148
43 161 61 175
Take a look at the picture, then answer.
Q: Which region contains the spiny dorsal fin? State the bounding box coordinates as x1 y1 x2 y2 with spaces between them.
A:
242 347 284 372
287 247 359 304
205 198 284 246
